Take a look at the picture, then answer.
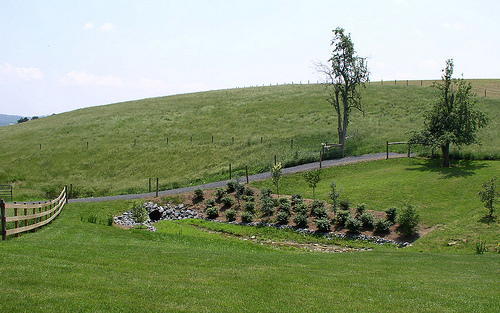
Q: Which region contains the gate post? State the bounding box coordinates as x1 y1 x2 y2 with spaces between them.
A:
1 199 6 241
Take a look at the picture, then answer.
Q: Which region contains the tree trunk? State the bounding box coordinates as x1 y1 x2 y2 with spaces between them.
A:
441 143 450 167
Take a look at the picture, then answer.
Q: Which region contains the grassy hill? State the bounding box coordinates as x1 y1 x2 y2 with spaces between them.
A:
0 80 499 311
0 80 499 200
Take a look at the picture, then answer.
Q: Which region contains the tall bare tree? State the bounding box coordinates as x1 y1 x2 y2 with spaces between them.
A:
316 27 369 157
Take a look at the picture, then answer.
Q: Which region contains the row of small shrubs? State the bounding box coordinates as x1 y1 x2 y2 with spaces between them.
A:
198 180 420 236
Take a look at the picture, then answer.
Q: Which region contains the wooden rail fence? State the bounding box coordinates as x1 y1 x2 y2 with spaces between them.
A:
386 141 411 159
1 186 67 240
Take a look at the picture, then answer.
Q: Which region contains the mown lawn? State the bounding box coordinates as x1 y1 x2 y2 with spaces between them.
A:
250 157 500 253
0 200 499 312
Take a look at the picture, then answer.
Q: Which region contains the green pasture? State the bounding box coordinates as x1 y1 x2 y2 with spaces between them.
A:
0 80 499 200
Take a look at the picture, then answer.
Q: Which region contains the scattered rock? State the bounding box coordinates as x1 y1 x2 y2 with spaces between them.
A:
113 202 202 231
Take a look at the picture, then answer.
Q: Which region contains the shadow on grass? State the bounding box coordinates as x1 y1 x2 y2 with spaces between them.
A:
405 158 488 179
478 215 497 224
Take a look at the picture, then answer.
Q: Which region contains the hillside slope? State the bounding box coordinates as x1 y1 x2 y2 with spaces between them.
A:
0 80 498 200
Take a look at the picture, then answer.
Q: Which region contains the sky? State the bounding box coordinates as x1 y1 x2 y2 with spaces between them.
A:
1 0 499 116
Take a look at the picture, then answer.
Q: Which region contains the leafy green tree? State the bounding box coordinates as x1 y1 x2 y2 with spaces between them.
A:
303 169 322 198
478 177 498 218
410 59 488 167
315 27 369 157
271 162 283 197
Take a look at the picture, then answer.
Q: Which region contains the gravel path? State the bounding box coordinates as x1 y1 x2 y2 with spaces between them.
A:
69 152 411 203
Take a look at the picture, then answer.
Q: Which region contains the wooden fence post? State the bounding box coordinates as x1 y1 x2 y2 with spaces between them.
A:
291 139 293 149
246 165 249 184
386 141 389 159
149 178 152 193
229 164 232 180
1 199 5 241
14 207 18 237
274 155 277 166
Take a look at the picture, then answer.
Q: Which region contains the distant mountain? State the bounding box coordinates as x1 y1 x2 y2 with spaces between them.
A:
0 114 23 126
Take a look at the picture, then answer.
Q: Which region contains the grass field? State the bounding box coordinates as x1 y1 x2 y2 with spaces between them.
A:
0 197 498 312
0 80 499 200
250 157 500 253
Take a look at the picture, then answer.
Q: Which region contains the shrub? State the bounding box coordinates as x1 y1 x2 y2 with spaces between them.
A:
397 204 420 236
278 201 291 215
276 210 291 224
374 218 391 233
226 180 238 193
221 195 233 207
244 187 254 196
204 198 216 207
241 211 253 223
244 201 255 213
345 216 361 233
385 207 397 224
260 187 272 197
478 177 499 218
311 205 328 219
225 209 237 222
311 199 324 209
339 199 350 211
293 213 309 228
293 202 309 215
359 211 375 229
291 193 303 206
335 210 350 225
193 188 204 200
106 215 114 226
131 202 147 227
215 187 226 201
260 197 275 217
242 195 255 203
315 217 331 233
328 180 342 211
278 197 290 206
205 206 219 219
355 203 366 216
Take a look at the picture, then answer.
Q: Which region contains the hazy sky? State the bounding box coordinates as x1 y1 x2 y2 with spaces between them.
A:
1 0 499 116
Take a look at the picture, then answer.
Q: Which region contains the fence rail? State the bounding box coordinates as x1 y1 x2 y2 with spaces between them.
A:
386 141 411 159
0 185 12 202
1 186 67 240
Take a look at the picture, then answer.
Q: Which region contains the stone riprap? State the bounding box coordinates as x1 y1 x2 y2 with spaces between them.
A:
114 202 202 231
114 202 410 248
